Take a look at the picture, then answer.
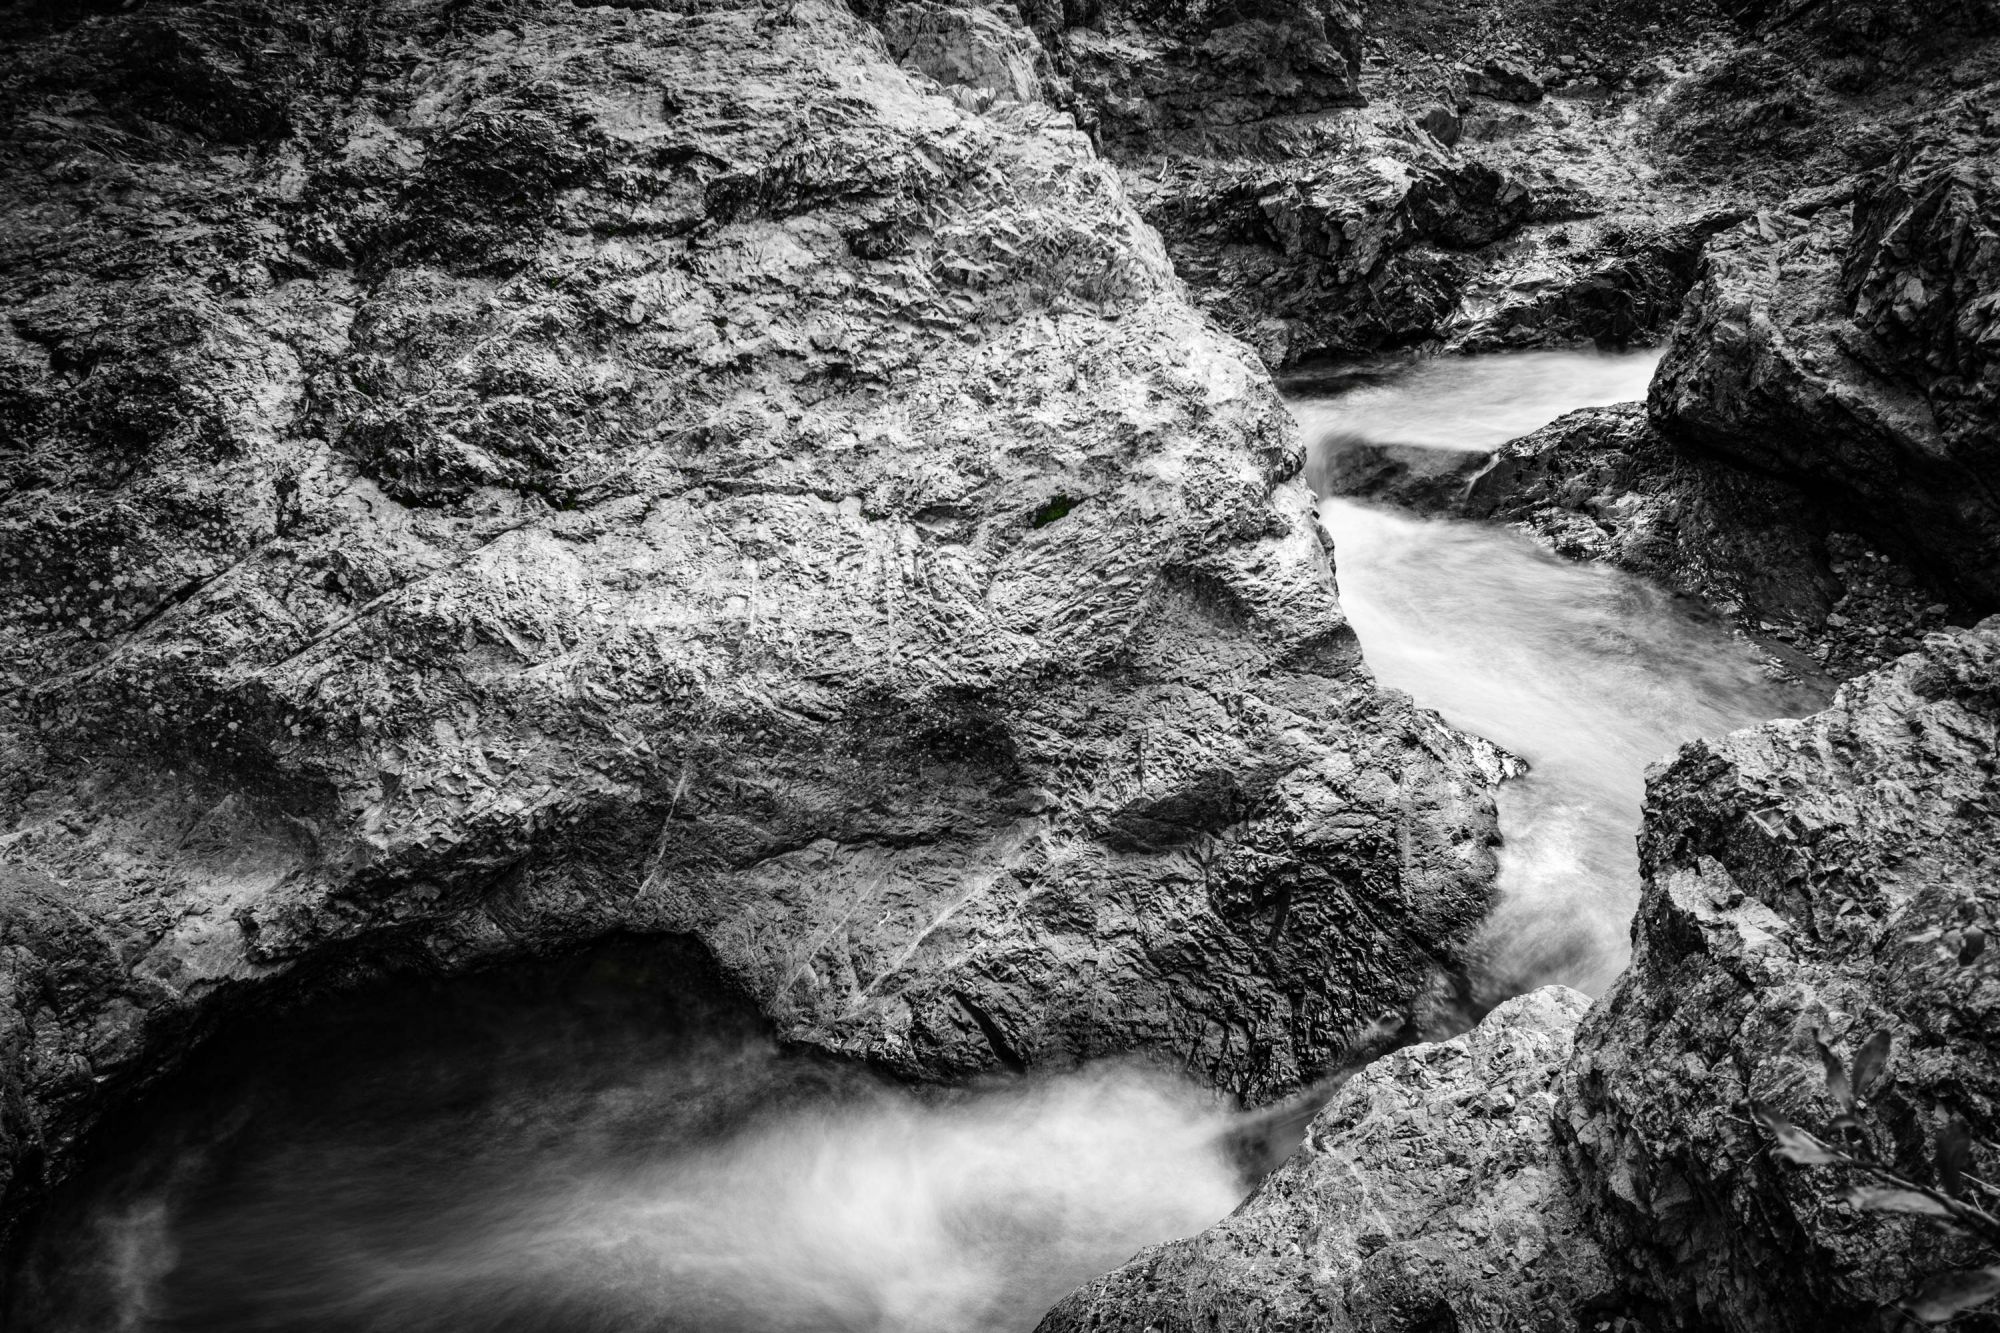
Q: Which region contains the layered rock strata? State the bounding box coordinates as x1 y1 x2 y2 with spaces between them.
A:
0 0 1505 1252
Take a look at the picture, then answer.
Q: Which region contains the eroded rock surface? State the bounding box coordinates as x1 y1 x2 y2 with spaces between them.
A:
0 0 1506 1250
1037 986 1619 1333
1562 618 2000 1332
1651 84 2000 605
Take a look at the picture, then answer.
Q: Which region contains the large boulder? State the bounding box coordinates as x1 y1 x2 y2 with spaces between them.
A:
0 0 1505 1253
1650 84 2000 606
1560 618 2000 1331
1036 986 1620 1333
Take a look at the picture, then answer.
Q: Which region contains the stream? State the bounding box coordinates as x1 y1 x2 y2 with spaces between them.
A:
8 350 1826 1333
1291 349 1826 1000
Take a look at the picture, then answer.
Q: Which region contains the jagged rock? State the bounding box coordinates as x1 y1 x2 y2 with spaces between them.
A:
0 0 1506 1253
1560 618 2000 1332
1036 986 1621 1333
876 0 1055 110
1417 103 1463 148
1463 54 1547 103
1123 111 1539 366
1459 405 1841 627
1050 0 1366 155
1449 210 1747 351
1650 84 2000 605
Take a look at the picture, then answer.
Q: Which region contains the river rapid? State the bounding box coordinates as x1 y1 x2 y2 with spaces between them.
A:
8 350 1824 1333
1291 349 1826 1001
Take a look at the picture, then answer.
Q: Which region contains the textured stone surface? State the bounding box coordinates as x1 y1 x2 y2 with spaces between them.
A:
1050 0 1366 154
0 0 1508 1250
1037 986 1619 1333
1561 618 2000 1332
1651 84 2000 605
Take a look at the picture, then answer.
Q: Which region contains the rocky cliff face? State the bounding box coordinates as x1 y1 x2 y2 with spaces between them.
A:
1037 986 1620 1333
1650 84 2000 607
0 0 1508 1252
1562 617 2000 1331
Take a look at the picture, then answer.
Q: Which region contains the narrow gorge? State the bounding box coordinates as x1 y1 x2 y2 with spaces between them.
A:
0 0 1995 1330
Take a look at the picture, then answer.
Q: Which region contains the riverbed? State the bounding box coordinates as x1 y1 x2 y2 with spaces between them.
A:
7 349 1824 1333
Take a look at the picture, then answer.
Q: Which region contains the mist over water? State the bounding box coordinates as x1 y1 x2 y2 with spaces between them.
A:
12 955 1244 1333
1290 350 1827 1000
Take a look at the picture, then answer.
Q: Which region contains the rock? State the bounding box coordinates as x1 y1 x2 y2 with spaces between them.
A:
1650 83 2000 607
875 0 1054 110
1463 55 1547 104
1124 111 1540 366
1036 986 1620 1333
1560 618 2000 1331
0 0 1506 1251
1450 210 1748 352
1049 0 1366 155
1458 404 1842 632
1418 103 1464 148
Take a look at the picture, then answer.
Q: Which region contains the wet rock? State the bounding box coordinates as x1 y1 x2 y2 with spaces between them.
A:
1037 986 1621 1333
0 0 1505 1251
1560 617 2000 1331
1650 84 2000 606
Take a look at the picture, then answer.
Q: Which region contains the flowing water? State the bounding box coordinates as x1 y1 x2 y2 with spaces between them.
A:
11 350 1828 1333
1290 348 1827 1000
9 950 1245 1333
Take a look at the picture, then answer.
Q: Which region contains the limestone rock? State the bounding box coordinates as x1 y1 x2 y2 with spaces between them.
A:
1036 986 1619 1333
0 0 1505 1249
1560 618 2000 1331
1462 55 1546 104
1650 84 2000 605
1050 0 1366 156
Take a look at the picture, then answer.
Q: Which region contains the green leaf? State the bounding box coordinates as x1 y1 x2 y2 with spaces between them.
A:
1852 1029 1893 1100
1901 1266 2000 1324
1845 1186 1955 1218
1816 1032 1855 1112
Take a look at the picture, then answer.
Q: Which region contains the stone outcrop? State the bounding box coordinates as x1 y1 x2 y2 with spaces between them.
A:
1650 83 2000 606
0 0 1509 1253
1047 0 1366 154
1036 986 1622 1333
1125 112 1540 366
1561 618 2000 1331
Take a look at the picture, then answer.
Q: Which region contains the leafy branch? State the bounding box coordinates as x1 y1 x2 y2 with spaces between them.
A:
1752 1028 2000 1325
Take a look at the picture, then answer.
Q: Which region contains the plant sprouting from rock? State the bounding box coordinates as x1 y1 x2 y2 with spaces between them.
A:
1753 1028 2000 1326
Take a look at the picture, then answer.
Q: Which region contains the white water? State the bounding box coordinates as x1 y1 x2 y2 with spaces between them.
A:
1296 348 1663 452
17 973 1244 1333
1291 349 1826 999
